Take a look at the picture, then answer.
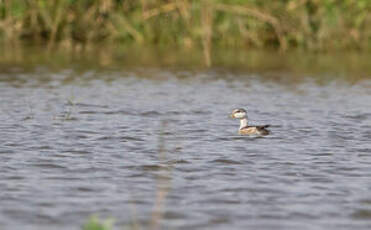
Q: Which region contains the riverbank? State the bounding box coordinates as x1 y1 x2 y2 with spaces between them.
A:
1 0 371 67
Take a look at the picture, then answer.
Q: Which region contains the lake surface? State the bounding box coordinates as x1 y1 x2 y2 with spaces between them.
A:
1 67 371 230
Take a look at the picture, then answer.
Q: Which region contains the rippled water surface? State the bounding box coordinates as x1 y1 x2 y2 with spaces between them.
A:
1 69 371 230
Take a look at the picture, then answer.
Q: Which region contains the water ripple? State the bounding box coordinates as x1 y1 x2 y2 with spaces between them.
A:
0 74 370 230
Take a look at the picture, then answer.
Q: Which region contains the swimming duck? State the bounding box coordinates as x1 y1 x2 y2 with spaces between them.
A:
230 108 270 135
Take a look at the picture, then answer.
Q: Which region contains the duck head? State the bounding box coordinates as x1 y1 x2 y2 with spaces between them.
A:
230 108 247 119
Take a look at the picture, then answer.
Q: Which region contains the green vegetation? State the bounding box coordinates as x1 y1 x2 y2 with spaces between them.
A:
1 0 370 50
1 0 371 65
83 217 114 230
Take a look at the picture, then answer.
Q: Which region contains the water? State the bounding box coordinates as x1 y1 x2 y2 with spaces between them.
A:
1 68 371 230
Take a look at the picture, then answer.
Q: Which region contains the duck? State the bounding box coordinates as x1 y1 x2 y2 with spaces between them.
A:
230 108 270 135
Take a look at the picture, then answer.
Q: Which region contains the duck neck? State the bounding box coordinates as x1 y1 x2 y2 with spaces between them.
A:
239 118 248 129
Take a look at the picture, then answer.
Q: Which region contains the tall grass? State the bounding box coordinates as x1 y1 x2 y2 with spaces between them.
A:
1 0 371 65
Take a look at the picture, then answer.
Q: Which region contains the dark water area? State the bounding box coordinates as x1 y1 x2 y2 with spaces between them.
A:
1 51 371 230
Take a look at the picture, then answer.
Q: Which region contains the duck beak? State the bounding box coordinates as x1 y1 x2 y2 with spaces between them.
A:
230 113 234 118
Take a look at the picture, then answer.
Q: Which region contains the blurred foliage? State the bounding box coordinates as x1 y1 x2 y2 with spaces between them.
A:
83 216 113 230
0 0 371 65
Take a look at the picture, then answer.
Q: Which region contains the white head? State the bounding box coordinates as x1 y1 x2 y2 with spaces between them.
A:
230 108 247 119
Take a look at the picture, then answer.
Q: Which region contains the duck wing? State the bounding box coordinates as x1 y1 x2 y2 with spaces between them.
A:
239 125 270 135
255 125 270 135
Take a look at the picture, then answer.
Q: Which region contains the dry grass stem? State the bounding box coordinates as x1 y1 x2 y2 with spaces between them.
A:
214 3 287 51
